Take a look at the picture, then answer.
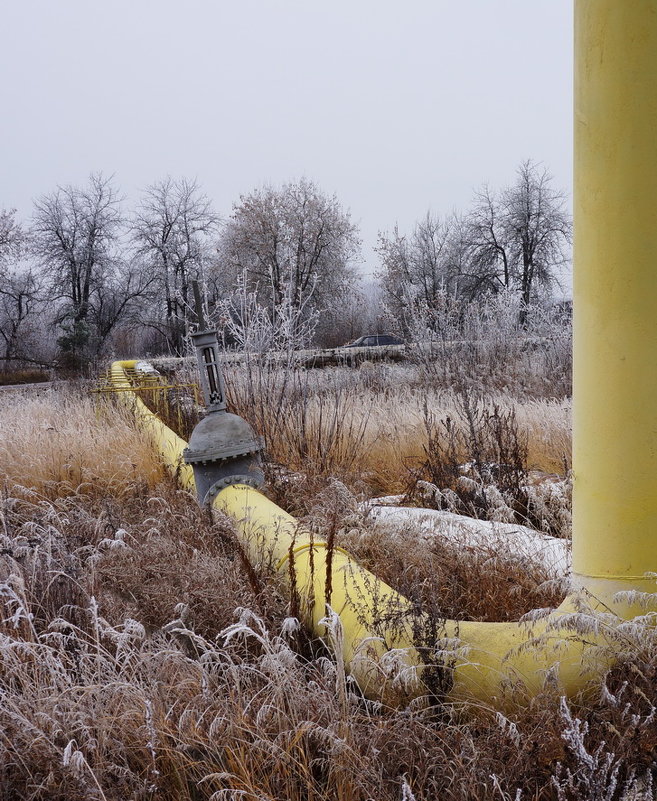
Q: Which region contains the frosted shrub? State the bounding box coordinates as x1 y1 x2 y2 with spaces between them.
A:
214 275 318 356
402 290 571 397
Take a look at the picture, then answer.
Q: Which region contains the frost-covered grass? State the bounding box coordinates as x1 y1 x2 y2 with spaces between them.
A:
215 363 570 481
2 383 656 800
208 360 572 534
0 386 164 496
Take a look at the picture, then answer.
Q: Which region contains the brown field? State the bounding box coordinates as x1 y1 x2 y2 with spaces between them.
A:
0 364 655 801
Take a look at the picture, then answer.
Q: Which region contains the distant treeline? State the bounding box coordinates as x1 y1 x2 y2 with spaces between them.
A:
0 161 570 372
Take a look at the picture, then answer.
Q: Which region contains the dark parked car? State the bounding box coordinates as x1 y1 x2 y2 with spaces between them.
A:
344 334 404 348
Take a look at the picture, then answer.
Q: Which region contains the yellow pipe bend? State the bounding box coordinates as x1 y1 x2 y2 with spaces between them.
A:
213 484 653 705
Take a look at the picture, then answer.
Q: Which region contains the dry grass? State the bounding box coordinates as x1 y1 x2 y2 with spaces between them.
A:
296 480 567 626
213 361 572 496
2 383 655 801
211 361 572 534
340 517 567 624
0 386 164 496
361 388 571 493
1 470 656 801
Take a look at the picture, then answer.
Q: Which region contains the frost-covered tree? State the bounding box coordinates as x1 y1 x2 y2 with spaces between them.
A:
218 178 361 342
0 209 24 266
376 212 464 334
0 267 44 363
32 174 139 364
0 209 45 364
132 177 219 354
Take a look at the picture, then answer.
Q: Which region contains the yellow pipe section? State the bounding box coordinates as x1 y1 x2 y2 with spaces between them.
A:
109 361 195 492
213 485 633 705
573 0 657 599
109 1 657 705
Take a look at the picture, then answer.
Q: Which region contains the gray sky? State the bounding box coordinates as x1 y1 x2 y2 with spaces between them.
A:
1 0 572 277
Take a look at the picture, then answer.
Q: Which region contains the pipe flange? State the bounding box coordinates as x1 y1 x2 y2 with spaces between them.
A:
203 474 263 506
183 435 264 465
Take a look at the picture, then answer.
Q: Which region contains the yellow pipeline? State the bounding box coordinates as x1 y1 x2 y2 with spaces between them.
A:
109 363 644 705
109 0 657 705
109 360 195 492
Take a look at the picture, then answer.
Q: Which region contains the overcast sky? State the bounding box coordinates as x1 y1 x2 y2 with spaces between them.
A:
1 0 572 277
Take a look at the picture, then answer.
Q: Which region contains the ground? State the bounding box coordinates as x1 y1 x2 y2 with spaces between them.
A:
0 360 654 801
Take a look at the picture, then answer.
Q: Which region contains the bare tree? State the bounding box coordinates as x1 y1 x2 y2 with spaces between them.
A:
0 267 44 364
0 210 45 365
505 160 572 311
31 174 129 364
218 178 361 342
464 161 572 316
463 184 513 298
132 177 219 354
